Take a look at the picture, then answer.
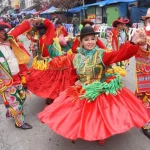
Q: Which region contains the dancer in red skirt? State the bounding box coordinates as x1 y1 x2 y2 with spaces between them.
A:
38 26 150 143
25 18 77 104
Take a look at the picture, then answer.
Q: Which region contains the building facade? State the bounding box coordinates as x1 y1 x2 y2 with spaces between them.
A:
137 0 150 7
0 0 10 14
25 0 34 8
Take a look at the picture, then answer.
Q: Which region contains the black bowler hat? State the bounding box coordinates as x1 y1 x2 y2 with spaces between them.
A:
34 23 46 37
35 23 46 30
78 26 99 37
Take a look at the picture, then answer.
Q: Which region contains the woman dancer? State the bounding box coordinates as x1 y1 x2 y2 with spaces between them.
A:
55 20 72 53
38 26 150 144
25 18 77 104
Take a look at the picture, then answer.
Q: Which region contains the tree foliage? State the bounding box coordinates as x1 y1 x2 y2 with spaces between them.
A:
33 0 51 10
50 0 83 10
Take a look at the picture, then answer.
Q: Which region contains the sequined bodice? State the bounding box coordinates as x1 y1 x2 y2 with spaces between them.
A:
73 47 105 85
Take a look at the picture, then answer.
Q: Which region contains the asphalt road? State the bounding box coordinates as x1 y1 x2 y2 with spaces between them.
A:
0 36 149 150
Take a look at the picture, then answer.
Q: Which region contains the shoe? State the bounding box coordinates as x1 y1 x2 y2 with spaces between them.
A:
45 98 53 105
142 127 150 138
99 140 106 146
15 123 32 130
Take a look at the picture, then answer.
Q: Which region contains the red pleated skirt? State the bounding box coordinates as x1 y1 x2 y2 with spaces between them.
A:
25 68 77 99
38 86 150 141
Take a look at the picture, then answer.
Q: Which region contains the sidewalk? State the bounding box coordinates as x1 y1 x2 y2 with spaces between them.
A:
0 36 150 150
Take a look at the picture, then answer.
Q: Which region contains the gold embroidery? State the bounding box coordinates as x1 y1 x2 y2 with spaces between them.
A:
74 50 104 85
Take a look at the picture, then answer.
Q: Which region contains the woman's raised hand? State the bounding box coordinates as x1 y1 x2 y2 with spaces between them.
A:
131 28 147 45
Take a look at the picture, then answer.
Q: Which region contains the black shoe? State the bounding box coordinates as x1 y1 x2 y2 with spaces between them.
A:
15 123 32 130
45 98 53 105
142 128 150 138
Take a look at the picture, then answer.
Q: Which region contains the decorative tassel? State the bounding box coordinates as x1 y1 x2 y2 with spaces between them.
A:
67 49 73 54
142 93 150 103
9 107 22 127
81 74 123 102
32 56 49 70
106 66 126 77
20 75 26 84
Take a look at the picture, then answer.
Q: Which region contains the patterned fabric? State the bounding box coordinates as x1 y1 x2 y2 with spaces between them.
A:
1 84 26 127
72 47 122 101
47 38 62 58
0 64 13 93
73 46 105 85
38 44 150 141
0 50 13 93
135 48 150 93
0 50 12 75
135 33 150 130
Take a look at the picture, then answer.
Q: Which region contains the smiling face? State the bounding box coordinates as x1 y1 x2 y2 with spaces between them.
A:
80 34 97 50
117 23 125 30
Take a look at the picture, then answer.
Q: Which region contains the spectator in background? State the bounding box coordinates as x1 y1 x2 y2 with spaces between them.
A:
109 17 129 69
72 14 79 37
15 17 20 26
55 20 72 52
52 16 59 27
10 17 16 28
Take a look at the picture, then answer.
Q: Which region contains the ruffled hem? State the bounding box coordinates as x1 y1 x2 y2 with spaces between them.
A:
26 68 77 99
38 87 150 141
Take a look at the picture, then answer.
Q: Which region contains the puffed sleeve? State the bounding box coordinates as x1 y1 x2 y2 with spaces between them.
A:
42 19 56 45
96 38 106 49
9 20 32 39
102 42 139 66
71 38 80 53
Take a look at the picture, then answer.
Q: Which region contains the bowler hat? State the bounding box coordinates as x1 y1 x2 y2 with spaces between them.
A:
35 23 46 30
78 26 99 37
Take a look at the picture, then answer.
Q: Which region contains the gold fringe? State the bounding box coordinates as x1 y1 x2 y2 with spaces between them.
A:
32 56 49 70
67 49 73 54
142 93 150 103
9 107 22 127
143 94 148 103
20 75 26 84
106 66 126 77
1 93 22 127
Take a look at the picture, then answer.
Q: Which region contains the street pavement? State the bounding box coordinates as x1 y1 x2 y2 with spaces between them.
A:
0 36 149 150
